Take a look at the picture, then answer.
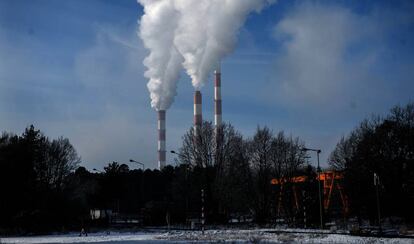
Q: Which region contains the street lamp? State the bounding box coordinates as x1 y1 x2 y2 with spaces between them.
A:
129 159 146 224
170 150 179 161
374 172 382 235
302 147 323 229
170 151 190 166
170 150 183 158
170 150 190 169
129 159 145 170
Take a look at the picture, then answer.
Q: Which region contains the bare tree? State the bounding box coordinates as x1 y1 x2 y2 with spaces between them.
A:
249 126 273 223
328 117 380 171
42 137 80 190
214 123 252 217
178 121 214 168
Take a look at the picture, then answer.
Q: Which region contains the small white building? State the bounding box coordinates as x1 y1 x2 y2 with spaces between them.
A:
90 209 113 220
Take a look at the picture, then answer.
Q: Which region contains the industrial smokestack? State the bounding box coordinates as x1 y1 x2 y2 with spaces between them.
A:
194 91 202 137
214 63 222 127
158 110 166 170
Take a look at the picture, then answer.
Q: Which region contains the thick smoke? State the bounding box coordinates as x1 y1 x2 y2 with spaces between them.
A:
138 0 276 109
138 0 183 111
174 0 276 89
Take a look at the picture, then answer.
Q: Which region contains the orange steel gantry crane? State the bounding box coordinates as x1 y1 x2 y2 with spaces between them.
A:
271 171 349 216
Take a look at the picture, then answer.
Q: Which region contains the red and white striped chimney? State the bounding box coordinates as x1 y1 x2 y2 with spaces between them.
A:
214 63 222 127
194 91 202 137
158 110 166 169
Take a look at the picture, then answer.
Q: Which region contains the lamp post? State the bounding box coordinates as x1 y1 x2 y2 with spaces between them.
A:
129 159 145 170
374 172 382 235
302 147 323 229
129 159 145 225
170 151 192 168
93 168 103 173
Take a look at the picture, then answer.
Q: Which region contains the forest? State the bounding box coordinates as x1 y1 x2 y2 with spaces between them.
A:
0 102 413 234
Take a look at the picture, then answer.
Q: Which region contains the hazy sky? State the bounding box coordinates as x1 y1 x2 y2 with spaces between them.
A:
1 0 413 170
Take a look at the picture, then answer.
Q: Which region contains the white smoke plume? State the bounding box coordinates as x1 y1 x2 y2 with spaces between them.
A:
138 0 183 111
174 0 276 90
138 0 276 109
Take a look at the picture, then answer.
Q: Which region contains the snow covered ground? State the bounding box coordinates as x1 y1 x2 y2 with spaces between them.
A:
1 229 413 243
0 232 161 244
159 229 414 243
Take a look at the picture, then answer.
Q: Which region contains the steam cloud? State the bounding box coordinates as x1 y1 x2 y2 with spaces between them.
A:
138 0 276 109
174 0 276 90
138 0 183 111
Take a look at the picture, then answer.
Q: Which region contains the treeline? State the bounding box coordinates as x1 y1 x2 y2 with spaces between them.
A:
0 124 321 234
328 102 414 223
0 102 413 234
0 126 81 233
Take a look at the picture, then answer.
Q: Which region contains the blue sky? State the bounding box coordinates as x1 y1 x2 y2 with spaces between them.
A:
1 0 413 170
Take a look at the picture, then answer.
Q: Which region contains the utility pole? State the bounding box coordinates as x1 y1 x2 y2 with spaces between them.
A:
316 150 323 229
129 159 146 225
302 191 307 229
301 147 323 229
374 173 382 235
201 189 205 234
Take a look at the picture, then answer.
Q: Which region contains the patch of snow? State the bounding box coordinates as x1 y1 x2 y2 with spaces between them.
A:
1 229 413 243
159 229 414 243
0 232 159 244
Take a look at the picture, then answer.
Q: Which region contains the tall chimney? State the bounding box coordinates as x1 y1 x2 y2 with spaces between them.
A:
158 110 166 169
194 91 202 137
214 63 222 127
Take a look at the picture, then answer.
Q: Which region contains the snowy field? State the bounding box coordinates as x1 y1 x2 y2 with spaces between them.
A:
0 232 161 244
1 229 413 243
